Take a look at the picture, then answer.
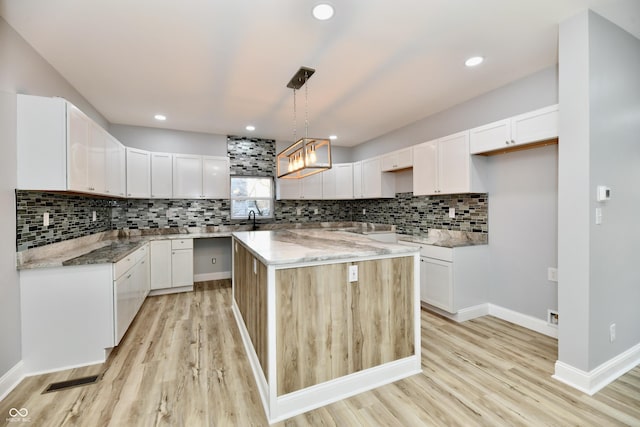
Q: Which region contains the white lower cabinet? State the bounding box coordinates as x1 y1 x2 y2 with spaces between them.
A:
150 238 194 292
401 241 488 314
20 243 150 373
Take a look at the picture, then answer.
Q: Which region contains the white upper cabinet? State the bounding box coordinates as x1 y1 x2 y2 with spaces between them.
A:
413 131 485 196
276 178 301 200
150 152 173 198
334 163 354 199
361 157 395 199
17 94 125 198
173 154 203 198
470 104 558 154
173 154 230 199
126 148 151 198
352 161 363 199
321 167 336 200
105 134 126 197
276 173 322 200
300 173 323 200
203 156 230 199
381 147 413 172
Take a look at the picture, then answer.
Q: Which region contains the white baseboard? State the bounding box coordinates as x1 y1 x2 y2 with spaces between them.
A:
488 304 558 338
193 271 231 282
422 303 488 322
0 361 25 401
554 342 640 395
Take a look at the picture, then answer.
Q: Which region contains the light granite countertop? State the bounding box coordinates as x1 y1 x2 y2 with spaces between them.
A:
397 229 488 248
17 222 397 270
232 229 418 266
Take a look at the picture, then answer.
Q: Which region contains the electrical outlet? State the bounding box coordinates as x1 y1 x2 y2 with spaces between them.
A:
43 212 49 227
296 207 302 216
211 258 217 265
348 265 358 282
547 267 558 282
548 309 559 327
362 208 366 215
92 211 97 222
610 323 616 342
314 208 319 215
449 207 455 218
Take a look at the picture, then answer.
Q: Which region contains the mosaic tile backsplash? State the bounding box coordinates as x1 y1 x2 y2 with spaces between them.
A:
16 190 487 250
227 136 276 176
16 190 113 251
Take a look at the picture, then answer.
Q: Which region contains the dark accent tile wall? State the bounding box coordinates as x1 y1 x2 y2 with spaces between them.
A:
16 190 112 251
227 136 276 176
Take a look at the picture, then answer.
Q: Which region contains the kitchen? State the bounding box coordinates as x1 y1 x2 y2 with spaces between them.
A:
1 1 640 425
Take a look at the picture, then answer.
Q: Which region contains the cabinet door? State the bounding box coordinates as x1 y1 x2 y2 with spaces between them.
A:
469 118 511 154
67 105 91 192
276 178 301 200
301 173 323 199
137 253 150 303
203 156 230 199
511 104 558 146
150 240 172 290
114 269 137 345
412 140 438 196
362 158 381 198
105 135 126 197
422 257 454 313
88 123 106 194
334 163 354 199
172 249 194 287
438 131 470 194
151 153 173 198
322 167 336 199
126 148 151 198
352 161 363 199
173 154 203 198
381 147 413 171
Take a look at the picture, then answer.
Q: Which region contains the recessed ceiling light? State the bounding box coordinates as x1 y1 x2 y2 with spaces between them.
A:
245 125 255 131
329 135 337 140
312 3 334 21
154 114 167 121
464 56 484 67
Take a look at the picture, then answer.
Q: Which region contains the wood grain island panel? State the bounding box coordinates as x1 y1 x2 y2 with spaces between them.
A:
231 230 421 423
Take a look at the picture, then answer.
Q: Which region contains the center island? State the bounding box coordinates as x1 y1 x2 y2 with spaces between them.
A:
231 229 421 423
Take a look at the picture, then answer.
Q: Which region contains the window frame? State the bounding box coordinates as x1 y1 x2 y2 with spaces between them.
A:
229 175 275 220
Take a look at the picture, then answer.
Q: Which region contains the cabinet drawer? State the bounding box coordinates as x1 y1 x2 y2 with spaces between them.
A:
133 244 148 263
114 253 136 280
171 238 193 249
420 245 453 262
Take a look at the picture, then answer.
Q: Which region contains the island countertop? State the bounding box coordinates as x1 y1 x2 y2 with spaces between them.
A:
232 229 418 266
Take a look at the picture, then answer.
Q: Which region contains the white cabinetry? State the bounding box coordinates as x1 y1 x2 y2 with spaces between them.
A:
381 147 413 172
151 152 173 198
173 155 230 199
105 134 126 197
203 156 230 199
348 158 395 199
113 244 150 344
126 147 151 198
334 163 354 199
150 239 194 293
17 94 126 198
301 174 323 199
413 131 485 196
276 178 301 200
470 104 558 154
399 241 488 314
322 168 336 199
277 173 323 200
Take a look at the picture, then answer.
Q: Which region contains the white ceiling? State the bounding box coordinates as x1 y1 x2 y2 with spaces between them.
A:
1 0 638 147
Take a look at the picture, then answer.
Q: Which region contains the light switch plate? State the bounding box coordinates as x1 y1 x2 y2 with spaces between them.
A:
43 212 49 227
348 265 358 282
449 207 455 218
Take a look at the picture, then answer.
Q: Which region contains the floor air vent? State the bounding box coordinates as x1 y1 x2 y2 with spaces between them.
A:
43 375 100 393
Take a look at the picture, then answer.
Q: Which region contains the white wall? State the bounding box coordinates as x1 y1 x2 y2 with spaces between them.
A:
558 9 640 374
109 124 228 156
194 238 232 278
352 66 558 161
0 17 109 379
487 145 558 320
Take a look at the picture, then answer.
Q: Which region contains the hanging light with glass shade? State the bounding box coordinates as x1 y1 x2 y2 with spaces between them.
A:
277 66 332 179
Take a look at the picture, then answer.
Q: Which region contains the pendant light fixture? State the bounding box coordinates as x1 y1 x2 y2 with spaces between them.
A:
277 66 332 179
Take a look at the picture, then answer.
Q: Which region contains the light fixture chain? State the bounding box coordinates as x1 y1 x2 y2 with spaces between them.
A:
292 88 297 142
304 72 309 138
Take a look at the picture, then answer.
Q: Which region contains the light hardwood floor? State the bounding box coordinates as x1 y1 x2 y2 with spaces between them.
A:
1 280 639 426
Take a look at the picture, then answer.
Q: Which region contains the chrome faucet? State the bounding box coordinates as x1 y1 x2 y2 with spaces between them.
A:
248 210 257 231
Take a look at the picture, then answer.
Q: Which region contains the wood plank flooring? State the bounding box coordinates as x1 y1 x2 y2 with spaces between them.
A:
1 280 639 426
